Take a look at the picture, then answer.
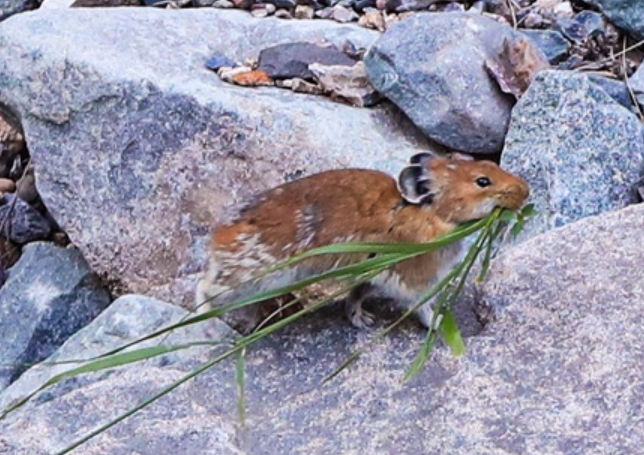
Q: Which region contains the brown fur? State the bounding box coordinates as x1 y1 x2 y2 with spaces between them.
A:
196 154 529 334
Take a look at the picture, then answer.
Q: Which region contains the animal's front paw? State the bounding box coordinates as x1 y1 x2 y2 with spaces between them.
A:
347 307 375 329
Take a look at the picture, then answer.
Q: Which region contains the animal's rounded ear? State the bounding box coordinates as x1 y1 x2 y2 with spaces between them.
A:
409 152 437 167
397 165 434 205
446 152 474 161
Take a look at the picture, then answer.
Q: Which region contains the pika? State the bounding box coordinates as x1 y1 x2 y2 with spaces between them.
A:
196 153 529 334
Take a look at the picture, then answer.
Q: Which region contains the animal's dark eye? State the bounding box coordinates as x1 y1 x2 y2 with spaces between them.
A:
476 177 491 188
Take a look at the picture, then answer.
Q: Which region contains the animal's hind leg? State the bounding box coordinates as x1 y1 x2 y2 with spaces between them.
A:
344 283 376 329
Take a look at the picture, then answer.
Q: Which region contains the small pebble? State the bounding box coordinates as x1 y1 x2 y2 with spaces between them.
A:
553 0 573 18
353 0 375 12
205 52 237 71
330 4 359 22
358 8 386 31
271 0 295 7
469 0 485 13
290 78 324 95
315 6 334 19
231 69 274 86
52 231 72 247
0 178 16 194
294 4 314 19
218 65 251 80
212 0 234 7
437 2 464 12
275 8 292 18
17 168 38 204
251 4 273 17
232 0 252 8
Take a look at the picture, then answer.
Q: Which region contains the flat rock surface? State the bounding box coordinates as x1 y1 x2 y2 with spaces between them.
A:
501 70 644 240
2 203 643 454
0 8 434 307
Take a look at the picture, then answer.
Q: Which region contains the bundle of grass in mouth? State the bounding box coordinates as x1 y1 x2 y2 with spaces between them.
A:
2 154 535 455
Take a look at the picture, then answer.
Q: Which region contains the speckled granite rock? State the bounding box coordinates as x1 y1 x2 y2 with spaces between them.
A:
501 70 644 241
0 194 52 244
521 29 571 63
364 12 548 154
0 241 111 391
1 204 643 454
586 0 644 40
0 294 233 416
0 294 239 455
0 9 435 308
0 0 38 21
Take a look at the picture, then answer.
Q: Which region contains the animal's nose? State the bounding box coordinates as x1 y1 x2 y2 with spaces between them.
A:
514 180 530 201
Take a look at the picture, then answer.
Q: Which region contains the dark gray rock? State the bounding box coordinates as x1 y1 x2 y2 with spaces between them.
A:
375 0 439 13
365 12 548 154
628 62 644 107
257 42 356 80
205 52 237 71
0 241 111 391
0 9 436 308
270 0 296 8
0 294 238 455
309 61 382 107
501 70 644 241
521 29 570 63
2 204 644 454
0 294 233 414
552 11 606 44
588 73 634 111
0 0 38 22
586 0 644 40
0 194 51 244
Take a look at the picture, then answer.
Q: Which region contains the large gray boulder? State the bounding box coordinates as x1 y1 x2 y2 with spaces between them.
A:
364 12 548 154
0 9 434 308
2 203 643 454
0 241 111 391
586 0 644 40
501 70 644 240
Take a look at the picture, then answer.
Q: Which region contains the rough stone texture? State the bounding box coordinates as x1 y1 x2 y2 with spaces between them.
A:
0 294 240 455
309 61 381 107
1 204 643 454
0 9 436 307
0 0 37 21
521 29 571 63
0 293 233 415
471 203 644 455
588 73 633 111
0 194 52 244
501 70 644 241
628 62 644 107
257 42 357 80
0 241 111 391
586 0 644 40
364 12 548 154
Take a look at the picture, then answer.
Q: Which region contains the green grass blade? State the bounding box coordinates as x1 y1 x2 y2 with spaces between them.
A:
52 272 382 454
236 348 247 427
0 341 222 420
52 343 245 455
439 310 465 356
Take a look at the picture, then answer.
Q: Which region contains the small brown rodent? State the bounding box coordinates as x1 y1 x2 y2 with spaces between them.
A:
196 153 529 334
